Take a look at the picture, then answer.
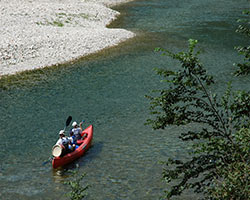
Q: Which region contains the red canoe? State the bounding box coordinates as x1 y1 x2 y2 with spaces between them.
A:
52 125 93 169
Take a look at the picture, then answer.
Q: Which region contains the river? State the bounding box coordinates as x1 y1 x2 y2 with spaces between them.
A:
0 0 249 199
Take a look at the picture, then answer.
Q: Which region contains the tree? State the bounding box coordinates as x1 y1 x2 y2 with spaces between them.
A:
146 39 250 199
208 128 250 199
65 171 89 200
235 10 250 76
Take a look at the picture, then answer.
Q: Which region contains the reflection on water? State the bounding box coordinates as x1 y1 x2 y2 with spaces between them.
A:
52 168 76 183
0 0 249 199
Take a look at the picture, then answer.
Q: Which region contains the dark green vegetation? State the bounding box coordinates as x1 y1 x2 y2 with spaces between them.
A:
1 1 249 199
146 11 250 199
65 171 89 200
235 10 250 76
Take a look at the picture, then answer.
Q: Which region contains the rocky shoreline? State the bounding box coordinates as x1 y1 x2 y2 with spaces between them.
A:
0 0 135 77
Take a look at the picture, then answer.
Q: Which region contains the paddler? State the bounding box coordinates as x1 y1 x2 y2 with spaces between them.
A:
56 130 70 153
71 121 83 140
68 130 77 151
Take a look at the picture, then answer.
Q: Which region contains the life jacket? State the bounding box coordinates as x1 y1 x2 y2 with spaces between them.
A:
61 137 69 150
72 128 82 140
69 135 77 144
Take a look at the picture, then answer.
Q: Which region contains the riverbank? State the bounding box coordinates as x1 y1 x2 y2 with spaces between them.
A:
0 0 135 77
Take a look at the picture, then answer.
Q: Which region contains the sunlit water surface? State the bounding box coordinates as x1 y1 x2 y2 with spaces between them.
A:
0 0 249 199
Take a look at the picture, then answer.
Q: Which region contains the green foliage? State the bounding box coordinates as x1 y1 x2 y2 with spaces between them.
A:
36 19 64 27
235 10 250 76
52 20 64 27
146 39 250 199
208 128 250 200
64 171 89 200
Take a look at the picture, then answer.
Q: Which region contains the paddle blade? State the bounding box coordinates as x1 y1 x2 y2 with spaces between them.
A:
66 116 72 127
42 156 53 165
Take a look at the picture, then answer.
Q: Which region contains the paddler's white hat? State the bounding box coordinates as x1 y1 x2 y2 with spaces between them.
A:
59 130 65 135
72 121 77 127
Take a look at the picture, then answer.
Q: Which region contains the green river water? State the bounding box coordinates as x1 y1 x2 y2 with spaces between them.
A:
0 0 249 199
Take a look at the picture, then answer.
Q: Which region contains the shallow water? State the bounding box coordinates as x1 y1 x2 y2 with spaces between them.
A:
0 0 249 199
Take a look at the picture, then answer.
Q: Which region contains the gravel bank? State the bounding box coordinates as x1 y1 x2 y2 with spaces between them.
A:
0 0 135 77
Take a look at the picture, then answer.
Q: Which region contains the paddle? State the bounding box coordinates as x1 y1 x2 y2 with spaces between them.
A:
64 116 72 131
80 120 85 129
42 156 53 165
42 116 72 165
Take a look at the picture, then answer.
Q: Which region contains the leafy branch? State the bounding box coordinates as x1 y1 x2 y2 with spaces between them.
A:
64 171 89 200
146 39 250 199
235 10 250 76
